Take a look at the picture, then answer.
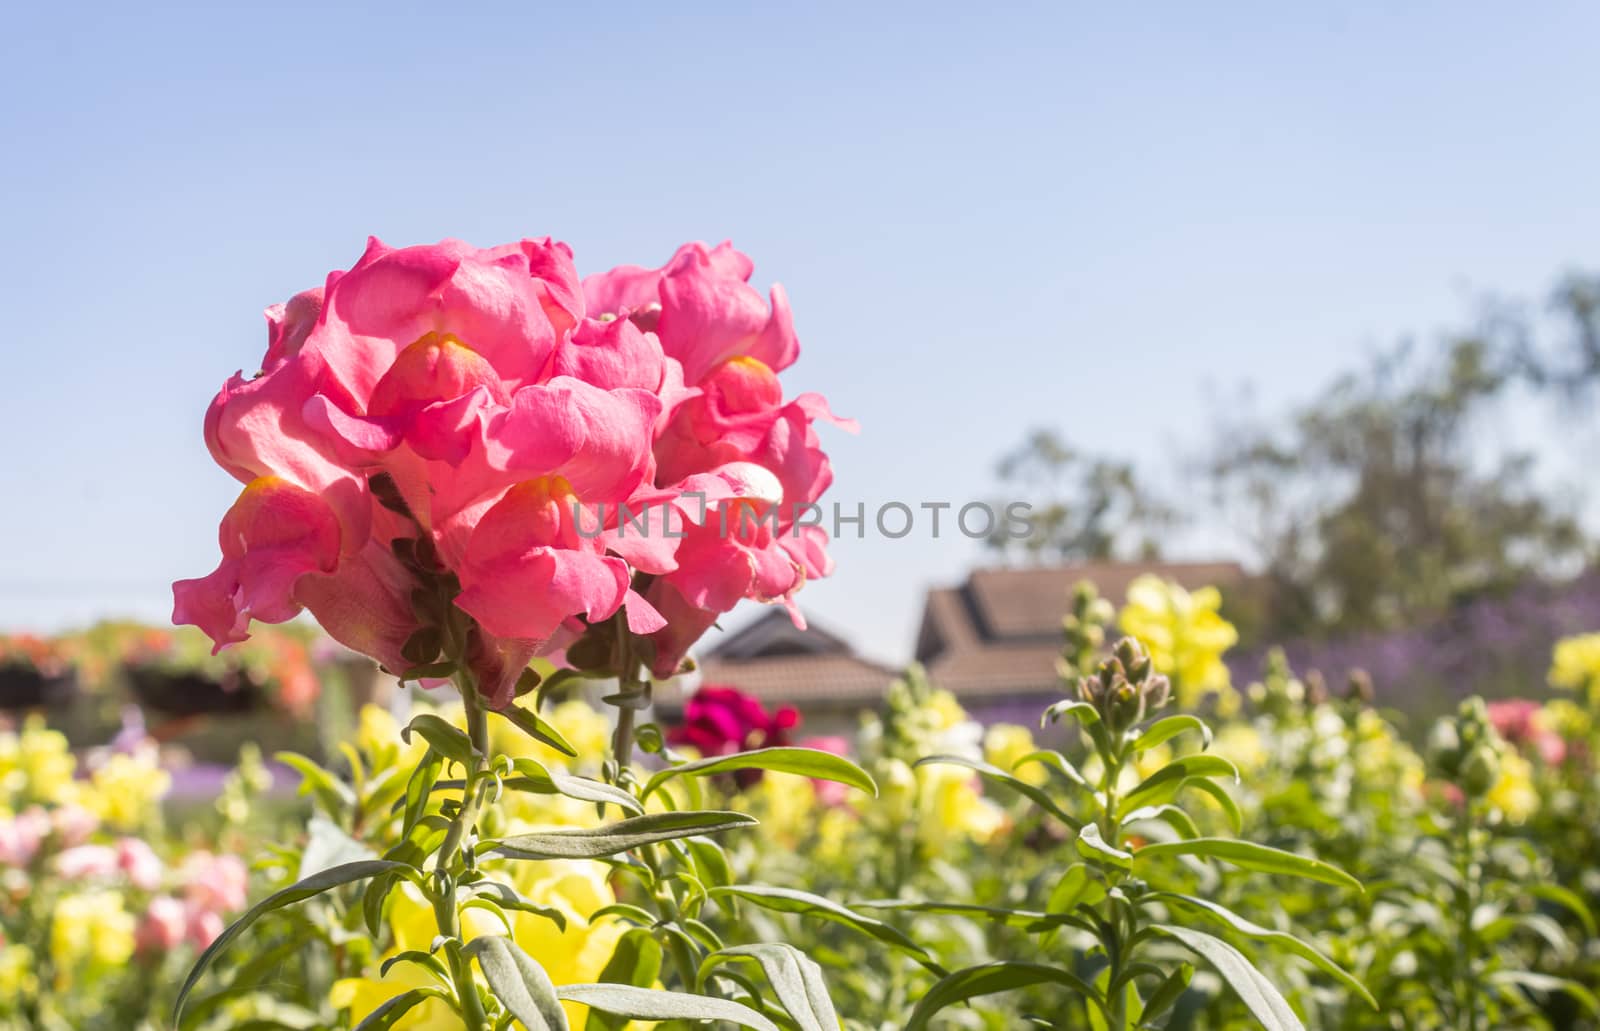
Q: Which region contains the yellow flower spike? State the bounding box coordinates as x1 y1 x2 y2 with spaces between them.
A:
1118 576 1239 709
1550 631 1600 705
1486 750 1538 824
49 891 136 987
88 748 171 831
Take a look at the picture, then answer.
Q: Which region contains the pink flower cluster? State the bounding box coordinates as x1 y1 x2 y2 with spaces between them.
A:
1486 699 1567 766
135 852 249 956
174 238 850 705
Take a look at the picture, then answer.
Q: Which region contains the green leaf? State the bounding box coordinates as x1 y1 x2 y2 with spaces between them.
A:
1121 755 1239 811
905 962 1101 1031
1130 714 1211 753
684 836 734 890
1014 749 1093 791
917 755 1081 830
1184 776 1244 834
1120 804 1200 840
1149 925 1304 1031
704 943 840 1031
1047 863 1105 914
465 881 568 931
1489 970 1600 1017
489 811 756 861
174 860 411 1022
644 746 877 800
586 930 664 1031
401 750 445 838
1528 883 1598 936
708 884 937 967
1076 823 1132 870
508 758 644 815
855 899 1080 932
379 950 452 984
1147 893 1376 1008
1139 963 1192 1027
276 752 355 814
403 714 476 766
352 988 454 1031
1043 700 1100 726
464 936 570 1031
494 703 577 757
1133 838 1362 893
557 985 778 1031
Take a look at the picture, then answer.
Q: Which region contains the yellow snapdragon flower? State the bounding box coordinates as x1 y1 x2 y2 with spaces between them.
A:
0 944 37 1002
984 724 1046 786
1 717 79 807
1119 576 1239 712
331 861 627 1029
1486 750 1538 824
49 891 135 986
1550 632 1600 705
88 747 171 831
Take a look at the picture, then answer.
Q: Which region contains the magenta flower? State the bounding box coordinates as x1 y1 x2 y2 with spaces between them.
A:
668 684 800 785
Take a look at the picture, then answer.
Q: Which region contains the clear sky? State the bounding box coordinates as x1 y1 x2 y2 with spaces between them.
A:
3 3 1598 663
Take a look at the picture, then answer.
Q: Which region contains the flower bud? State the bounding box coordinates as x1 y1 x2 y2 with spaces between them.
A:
1459 744 1500 798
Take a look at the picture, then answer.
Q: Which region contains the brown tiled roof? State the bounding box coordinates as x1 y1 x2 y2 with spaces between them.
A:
920 561 1247 697
966 561 1247 640
659 653 898 709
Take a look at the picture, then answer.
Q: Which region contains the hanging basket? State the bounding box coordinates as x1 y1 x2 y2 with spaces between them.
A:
0 665 79 710
125 665 265 717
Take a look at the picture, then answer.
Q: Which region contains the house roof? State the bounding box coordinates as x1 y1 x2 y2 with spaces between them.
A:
675 652 899 709
657 608 897 709
917 560 1247 697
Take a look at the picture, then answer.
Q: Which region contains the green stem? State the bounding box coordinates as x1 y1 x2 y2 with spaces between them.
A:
1100 746 1130 1031
432 675 491 1031
1455 805 1479 1031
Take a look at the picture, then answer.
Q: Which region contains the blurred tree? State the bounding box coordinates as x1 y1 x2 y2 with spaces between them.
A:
1208 320 1591 638
986 428 1177 562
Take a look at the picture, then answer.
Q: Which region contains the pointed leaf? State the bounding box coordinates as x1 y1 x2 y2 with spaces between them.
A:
1130 715 1211 753
645 747 876 800
1077 823 1132 870
906 962 1100 1031
1150 925 1304 1031
403 714 475 766
557 985 778 1031
353 988 454 1031
1133 839 1361 893
489 811 756 861
464 936 570 1031
705 943 839 1031
494 703 577 757
918 755 1081 829
175 861 410 1021
708 884 936 966
1148 893 1375 1008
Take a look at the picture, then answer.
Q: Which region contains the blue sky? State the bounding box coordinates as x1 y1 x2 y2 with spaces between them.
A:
2 3 1598 662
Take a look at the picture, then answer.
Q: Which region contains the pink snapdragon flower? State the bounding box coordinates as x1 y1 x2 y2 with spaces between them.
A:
1486 699 1567 766
135 896 189 956
116 837 165 892
179 851 249 915
55 844 120 881
176 236 848 705
0 808 50 867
